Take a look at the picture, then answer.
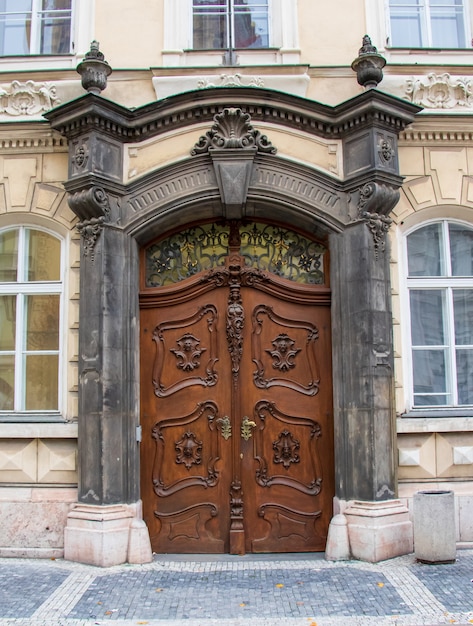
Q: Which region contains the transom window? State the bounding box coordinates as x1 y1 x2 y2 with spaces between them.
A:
192 0 269 50
0 227 63 413
0 0 72 56
406 221 473 408
388 0 468 48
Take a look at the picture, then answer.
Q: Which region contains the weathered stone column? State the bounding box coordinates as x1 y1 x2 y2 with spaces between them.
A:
329 182 412 562
62 185 152 566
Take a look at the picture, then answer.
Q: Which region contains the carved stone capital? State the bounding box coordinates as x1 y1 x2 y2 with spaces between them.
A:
68 186 111 222
191 107 277 155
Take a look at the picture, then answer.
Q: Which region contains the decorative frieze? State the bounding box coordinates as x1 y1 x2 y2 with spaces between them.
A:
405 73 473 109
197 74 264 89
0 80 60 117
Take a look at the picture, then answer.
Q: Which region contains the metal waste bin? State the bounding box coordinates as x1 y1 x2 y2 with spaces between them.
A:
413 490 456 563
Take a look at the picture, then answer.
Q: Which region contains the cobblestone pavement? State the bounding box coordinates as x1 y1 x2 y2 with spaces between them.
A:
0 551 472 626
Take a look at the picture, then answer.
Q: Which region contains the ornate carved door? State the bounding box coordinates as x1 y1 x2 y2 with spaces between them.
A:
140 222 334 554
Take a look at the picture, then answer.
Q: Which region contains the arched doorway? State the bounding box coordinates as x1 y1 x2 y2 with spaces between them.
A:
139 220 334 554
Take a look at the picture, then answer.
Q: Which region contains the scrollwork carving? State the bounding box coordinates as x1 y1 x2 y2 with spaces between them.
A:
175 431 203 470
0 80 60 116
405 72 473 109
273 430 300 469
266 334 300 372
357 183 395 258
76 217 105 261
68 186 111 222
171 333 206 371
191 107 276 155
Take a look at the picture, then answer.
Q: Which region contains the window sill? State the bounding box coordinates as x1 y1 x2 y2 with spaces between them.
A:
0 421 77 438
0 413 71 424
397 414 473 433
0 54 79 72
383 47 473 66
162 48 301 67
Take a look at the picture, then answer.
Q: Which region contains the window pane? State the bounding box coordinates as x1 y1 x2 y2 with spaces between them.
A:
430 0 465 47
389 0 423 47
413 349 447 405
39 0 72 54
193 0 227 49
27 229 61 281
0 295 16 350
407 223 443 276
0 355 15 410
26 295 60 351
410 290 445 345
456 349 473 404
234 0 269 48
25 354 58 410
0 0 32 56
0 229 18 282
453 290 473 345
449 223 473 276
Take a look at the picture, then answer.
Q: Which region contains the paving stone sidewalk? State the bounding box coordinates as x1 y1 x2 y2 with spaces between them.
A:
0 550 472 626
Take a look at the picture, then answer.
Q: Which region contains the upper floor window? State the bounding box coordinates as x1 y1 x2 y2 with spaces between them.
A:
406 221 473 409
0 227 63 413
388 0 468 48
0 0 72 56
192 0 269 50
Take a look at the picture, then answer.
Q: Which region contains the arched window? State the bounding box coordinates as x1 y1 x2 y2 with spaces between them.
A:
0 226 63 413
405 220 473 408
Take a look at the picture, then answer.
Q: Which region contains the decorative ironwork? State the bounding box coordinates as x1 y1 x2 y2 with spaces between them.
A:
216 415 232 440
175 431 203 470
145 222 326 287
171 333 206 371
191 107 276 155
241 416 257 440
266 334 300 372
273 430 300 468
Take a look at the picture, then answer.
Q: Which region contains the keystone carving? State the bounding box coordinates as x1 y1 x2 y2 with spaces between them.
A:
0 80 60 116
191 107 276 155
405 73 473 109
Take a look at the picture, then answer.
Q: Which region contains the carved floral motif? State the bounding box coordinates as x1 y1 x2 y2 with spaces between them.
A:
175 431 203 470
0 80 60 116
171 333 206 371
266 334 300 372
405 73 473 109
197 74 264 89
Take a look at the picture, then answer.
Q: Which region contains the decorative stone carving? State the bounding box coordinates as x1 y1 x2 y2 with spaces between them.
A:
0 80 60 116
197 74 265 89
405 73 473 109
76 41 112 95
191 107 276 155
351 35 386 89
72 140 89 170
76 217 106 261
68 186 111 222
378 138 395 165
357 183 396 257
171 334 206 372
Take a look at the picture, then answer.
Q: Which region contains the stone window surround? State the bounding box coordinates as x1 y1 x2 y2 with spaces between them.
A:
365 0 473 65
0 0 93 72
163 0 300 66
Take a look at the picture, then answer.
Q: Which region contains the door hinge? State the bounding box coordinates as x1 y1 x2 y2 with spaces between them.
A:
136 425 142 443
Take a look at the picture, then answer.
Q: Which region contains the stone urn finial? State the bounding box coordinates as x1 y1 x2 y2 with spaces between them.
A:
76 41 112 95
351 35 386 89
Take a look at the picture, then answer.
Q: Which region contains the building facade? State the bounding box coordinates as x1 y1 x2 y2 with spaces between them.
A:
0 0 472 565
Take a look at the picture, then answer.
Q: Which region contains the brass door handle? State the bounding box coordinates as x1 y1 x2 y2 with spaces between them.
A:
241 416 256 440
217 416 232 440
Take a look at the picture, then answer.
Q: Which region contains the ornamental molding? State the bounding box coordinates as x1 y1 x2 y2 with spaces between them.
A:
0 134 67 151
197 74 265 89
0 80 60 117
405 73 473 109
191 107 277 155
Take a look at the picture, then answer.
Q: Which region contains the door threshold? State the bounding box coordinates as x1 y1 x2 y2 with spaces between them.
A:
152 552 326 562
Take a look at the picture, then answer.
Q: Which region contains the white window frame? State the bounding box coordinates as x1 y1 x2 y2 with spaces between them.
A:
364 0 473 64
0 0 93 71
401 219 473 413
0 225 65 418
163 0 299 66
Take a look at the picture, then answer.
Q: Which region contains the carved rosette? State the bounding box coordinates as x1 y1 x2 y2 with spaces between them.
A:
357 182 397 258
191 107 276 155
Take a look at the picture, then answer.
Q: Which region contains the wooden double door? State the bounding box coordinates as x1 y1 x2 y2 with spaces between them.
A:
140 252 334 554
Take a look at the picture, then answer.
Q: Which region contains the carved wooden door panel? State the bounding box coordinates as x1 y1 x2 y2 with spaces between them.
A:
140 222 334 554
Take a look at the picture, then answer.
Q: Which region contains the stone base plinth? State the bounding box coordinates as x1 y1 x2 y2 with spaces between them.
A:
344 499 413 563
64 503 152 567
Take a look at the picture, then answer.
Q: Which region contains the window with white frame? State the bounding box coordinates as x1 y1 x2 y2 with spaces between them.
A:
405 220 473 409
0 227 63 413
0 0 73 56
192 0 269 50
387 0 468 48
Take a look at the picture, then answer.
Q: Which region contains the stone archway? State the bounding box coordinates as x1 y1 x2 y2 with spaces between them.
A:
45 87 419 566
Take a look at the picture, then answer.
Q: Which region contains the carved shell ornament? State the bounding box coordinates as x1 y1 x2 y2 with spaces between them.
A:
191 107 277 155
